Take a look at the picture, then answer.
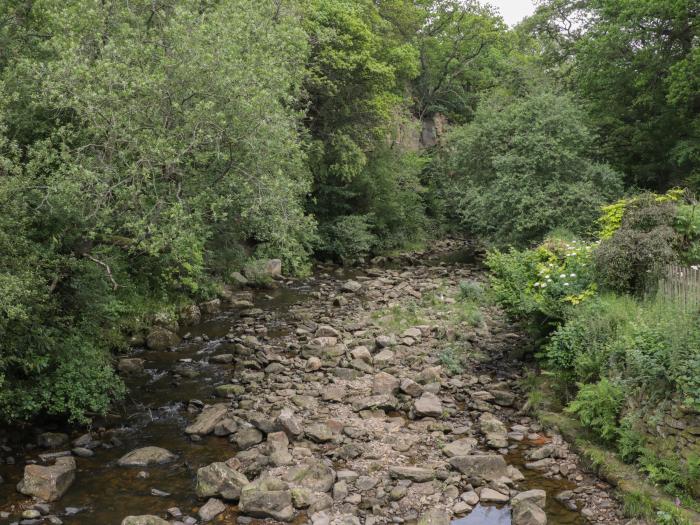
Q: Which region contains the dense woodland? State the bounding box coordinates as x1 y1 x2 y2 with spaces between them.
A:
1 0 700 519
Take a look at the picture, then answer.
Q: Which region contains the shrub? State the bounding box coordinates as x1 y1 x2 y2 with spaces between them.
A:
566 378 625 442
594 194 679 294
487 236 597 321
543 294 638 386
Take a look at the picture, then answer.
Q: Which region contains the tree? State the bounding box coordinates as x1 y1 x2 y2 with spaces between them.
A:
438 90 622 247
530 0 700 189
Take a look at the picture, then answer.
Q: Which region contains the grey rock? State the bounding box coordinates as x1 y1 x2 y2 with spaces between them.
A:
117 447 176 467
196 462 249 501
198 498 226 522
17 457 76 502
185 404 229 435
414 392 443 418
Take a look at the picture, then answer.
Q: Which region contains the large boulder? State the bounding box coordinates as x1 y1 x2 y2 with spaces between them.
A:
196 462 249 501
185 404 229 435
146 326 180 351
448 454 509 482
265 259 283 277
512 489 546 509
17 456 76 501
121 517 169 525
239 479 294 522
117 446 176 467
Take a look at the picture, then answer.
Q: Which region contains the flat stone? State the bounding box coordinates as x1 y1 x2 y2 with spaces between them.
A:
351 394 398 412
117 447 176 467
185 404 229 435
443 437 478 458
389 466 435 482
120 517 169 525
449 454 509 482
479 487 509 503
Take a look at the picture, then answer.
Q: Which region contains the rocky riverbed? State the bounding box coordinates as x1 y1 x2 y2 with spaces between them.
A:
0 241 629 525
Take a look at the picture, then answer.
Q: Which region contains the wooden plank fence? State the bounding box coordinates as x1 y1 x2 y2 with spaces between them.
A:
657 264 700 311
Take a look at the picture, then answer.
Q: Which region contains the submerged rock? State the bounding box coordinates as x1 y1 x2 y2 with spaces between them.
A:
120 516 169 525
117 447 176 467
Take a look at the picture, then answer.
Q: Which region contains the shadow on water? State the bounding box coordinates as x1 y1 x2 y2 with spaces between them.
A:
453 505 511 525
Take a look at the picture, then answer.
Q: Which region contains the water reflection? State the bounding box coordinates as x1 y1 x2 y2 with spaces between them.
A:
452 505 511 525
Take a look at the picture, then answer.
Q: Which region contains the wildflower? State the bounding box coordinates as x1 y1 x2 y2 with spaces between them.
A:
533 282 540 287
564 283 570 286
560 274 566 279
570 273 576 277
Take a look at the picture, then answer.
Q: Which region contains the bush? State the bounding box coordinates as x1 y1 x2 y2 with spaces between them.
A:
438 90 622 247
595 194 679 294
566 378 625 442
487 236 597 321
543 294 638 387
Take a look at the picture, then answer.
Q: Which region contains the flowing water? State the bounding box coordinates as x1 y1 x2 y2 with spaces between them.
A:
0 250 589 524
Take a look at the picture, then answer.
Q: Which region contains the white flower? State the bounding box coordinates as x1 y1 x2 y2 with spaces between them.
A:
541 283 547 288
560 274 566 279
564 283 570 286
534 282 540 287
570 273 576 277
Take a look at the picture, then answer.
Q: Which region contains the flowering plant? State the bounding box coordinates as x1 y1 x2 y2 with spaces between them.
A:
487 236 597 320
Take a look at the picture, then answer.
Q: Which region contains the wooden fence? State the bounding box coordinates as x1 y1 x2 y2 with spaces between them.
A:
657 264 700 311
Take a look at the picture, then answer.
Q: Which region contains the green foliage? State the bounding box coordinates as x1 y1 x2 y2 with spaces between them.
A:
486 236 597 321
439 347 464 375
532 0 700 190
439 90 622 247
0 0 315 423
458 280 484 303
594 194 679 294
566 378 624 443
543 294 637 393
313 146 428 261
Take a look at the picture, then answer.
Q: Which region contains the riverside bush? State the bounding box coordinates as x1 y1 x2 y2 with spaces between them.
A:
566 378 625 442
486 236 597 321
595 194 679 294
